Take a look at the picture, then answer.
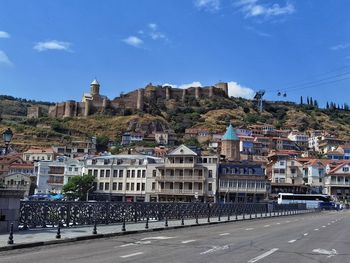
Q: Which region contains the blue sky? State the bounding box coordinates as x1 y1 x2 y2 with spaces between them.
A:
0 0 349 107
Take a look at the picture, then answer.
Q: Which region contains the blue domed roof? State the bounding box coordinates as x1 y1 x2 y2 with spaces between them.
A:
222 124 238 140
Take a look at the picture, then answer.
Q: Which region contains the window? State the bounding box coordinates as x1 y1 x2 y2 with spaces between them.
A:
152 182 156 190
127 170 130 178
100 170 105 177
290 168 296 174
343 167 349 172
106 170 110 177
131 183 135 191
137 170 141 178
142 170 146 178
142 183 145 191
137 183 141 191
88 169 92 175
99 182 103 190
74 167 78 172
68 167 72 171
208 183 212 192
113 170 118 177
112 182 117 190
198 183 202 190
93 169 98 177
188 183 192 190
119 170 124 178
131 170 135 178
152 170 157 177
319 178 322 183
126 183 130 190
169 182 173 189
118 182 123 191
104 183 109 190
208 170 213 178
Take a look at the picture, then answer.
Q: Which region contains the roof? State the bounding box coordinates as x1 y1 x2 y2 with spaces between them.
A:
168 144 198 156
222 124 239 141
328 161 350 174
91 79 99 85
23 147 55 154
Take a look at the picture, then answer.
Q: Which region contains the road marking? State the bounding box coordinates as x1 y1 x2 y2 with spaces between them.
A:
200 245 229 255
119 243 136 247
285 220 291 223
120 252 144 258
219 233 230 236
264 225 270 227
304 233 308 236
288 239 297 243
276 223 281 225
322 225 326 228
314 229 319 231
312 248 337 258
135 241 151 245
327 223 331 225
248 248 279 263
181 240 196 244
245 228 254 230
141 236 175 241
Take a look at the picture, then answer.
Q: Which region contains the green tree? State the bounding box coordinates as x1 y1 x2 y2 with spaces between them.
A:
96 135 110 152
183 137 200 147
62 174 95 200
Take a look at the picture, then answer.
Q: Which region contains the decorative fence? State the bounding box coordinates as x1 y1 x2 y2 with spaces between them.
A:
19 201 307 229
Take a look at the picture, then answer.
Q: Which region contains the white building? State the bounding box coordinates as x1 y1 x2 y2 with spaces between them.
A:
35 157 84 194
23 147 55 162
86 155 163 201
288 131 309 150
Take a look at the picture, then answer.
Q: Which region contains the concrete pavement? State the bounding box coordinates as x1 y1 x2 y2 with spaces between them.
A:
0 209 347 262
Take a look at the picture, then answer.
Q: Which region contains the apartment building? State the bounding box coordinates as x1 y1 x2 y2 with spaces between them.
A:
324 161 350 201
35 157 84 194
23 147 55 162
218 161 269 203
146 145 218 202
86 155 163 201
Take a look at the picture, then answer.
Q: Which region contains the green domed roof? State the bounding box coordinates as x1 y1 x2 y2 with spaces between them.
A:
222 124 238 140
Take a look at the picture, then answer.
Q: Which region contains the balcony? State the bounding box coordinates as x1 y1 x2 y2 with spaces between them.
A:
156 176 205 182
219 186 267 193
163 163 195 168
157 189 204 195
47 177 64 185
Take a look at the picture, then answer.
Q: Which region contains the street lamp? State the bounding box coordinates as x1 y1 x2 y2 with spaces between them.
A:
2 128 13 155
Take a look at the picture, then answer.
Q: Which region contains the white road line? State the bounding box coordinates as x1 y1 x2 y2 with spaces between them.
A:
119 243 136 248
322 225 326 228
245 228 254 230
141 236 175 241
120 252 144 258
285 221 291 223
181 240 196 244
288 239 297 243
304 233 308 236
264 225 270 227
276 223 281 225
327 223 331 225
248 248 279 263
314 229 319 231
219 233 230 236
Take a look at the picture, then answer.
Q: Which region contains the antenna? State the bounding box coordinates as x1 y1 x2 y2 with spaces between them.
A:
254 90 265 112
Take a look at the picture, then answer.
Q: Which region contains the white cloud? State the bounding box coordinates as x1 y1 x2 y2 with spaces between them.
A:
0 50 13 66
237 0 295 18
148 23 167 41
330 43 350 51
123 36 143 47
227 81 255 99
0 31 10 38
163 81 203 89
194 0 220 12
33 40 71 52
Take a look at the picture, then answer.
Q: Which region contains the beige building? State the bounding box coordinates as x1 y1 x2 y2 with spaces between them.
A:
146 145 218 202
23 147 55 162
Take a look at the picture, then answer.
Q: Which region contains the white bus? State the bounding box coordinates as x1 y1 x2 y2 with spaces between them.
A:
277 193 334 209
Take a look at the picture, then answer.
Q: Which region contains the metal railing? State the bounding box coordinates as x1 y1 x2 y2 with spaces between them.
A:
18 201 307 230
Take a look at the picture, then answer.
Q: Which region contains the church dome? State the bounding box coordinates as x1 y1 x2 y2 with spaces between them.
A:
222 124 238 140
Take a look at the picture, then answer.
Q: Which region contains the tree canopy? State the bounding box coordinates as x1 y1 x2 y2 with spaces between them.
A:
62 174 95 200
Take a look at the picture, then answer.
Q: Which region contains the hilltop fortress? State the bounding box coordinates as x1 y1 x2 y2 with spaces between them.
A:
47 80 229 118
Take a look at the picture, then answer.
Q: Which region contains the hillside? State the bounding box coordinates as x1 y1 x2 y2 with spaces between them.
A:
2 93 350 150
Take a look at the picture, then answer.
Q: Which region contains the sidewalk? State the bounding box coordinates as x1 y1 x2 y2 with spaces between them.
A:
0 210 313 251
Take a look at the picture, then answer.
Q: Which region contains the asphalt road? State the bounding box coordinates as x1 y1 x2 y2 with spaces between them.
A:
1 210 349 263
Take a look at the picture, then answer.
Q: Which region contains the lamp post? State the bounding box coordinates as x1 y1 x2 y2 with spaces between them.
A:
2 128 13 155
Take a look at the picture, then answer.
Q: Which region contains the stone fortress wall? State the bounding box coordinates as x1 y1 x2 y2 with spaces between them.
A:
48 80 229 118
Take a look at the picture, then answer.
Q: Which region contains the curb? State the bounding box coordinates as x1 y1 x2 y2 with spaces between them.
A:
0 210 315 252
